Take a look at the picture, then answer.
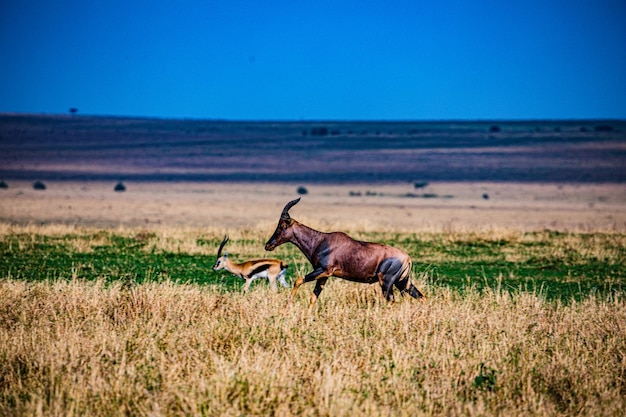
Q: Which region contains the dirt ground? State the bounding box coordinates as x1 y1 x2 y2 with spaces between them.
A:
1 181 624 232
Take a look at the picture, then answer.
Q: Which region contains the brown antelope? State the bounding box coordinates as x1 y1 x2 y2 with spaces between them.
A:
265 198 425 306
213 235 289 292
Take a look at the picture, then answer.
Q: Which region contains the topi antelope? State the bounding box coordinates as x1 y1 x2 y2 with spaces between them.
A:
213 235 289 292
265 198 425 306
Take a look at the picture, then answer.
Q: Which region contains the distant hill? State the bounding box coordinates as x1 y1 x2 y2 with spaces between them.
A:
1 113 624 183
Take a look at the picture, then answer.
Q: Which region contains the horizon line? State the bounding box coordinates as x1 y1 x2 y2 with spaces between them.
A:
1 111 625 124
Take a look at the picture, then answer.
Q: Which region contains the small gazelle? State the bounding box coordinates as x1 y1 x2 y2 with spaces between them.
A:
213 235 289 292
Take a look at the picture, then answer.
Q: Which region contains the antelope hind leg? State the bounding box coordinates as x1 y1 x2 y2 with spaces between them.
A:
381 278 396 302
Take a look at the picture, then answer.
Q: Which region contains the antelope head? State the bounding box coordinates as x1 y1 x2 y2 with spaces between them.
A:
213 235 229 270
265 197 300 251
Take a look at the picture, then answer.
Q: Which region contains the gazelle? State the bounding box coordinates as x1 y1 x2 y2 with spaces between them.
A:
213 235 289 292
265 198 425 306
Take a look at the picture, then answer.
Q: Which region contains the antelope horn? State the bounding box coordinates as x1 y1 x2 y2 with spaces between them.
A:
216 235 229 258
281 197 301 220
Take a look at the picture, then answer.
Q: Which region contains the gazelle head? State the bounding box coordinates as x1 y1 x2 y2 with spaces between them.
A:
265 197 300 251
213 235 229 270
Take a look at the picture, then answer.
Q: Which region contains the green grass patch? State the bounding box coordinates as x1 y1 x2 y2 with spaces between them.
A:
0 232 242 291
1 230 624 301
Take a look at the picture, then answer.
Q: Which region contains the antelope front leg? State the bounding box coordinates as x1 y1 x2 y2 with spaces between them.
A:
309 277 329 307
290 267 327 304
289 276 305 304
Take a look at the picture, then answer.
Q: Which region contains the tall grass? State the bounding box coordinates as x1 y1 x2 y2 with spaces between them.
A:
1 223 625 416
1 278 625 416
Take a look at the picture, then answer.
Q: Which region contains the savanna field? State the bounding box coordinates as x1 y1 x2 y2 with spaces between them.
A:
1 224 625 416
1 116 626 416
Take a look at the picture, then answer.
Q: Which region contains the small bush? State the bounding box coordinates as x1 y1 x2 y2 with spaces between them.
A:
0 180 8 189
297 186 308 195
594 125 613 132
482 193 490 200
33 181 46 190
114 182 126 192
473 364 498 392
414 181 429 189
489 125 501 133
310 127 328 136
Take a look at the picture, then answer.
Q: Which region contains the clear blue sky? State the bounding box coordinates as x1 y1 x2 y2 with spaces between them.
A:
1 0 625 120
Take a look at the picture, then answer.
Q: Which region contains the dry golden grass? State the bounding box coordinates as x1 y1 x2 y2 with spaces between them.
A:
2 182 626 415
1 277 625 417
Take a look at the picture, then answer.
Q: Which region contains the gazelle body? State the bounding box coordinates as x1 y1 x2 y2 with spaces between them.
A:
213 236 288 292
265 198 425 306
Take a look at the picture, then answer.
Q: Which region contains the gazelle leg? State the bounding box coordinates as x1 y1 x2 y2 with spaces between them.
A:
242 279 251 292
277 270 289 288
268 275 278 290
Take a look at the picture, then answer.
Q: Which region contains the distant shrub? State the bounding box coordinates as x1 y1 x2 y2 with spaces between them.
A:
114 182 126 192
0 180 8 189
413 181 429 189
489 125 501 133
349 191 362 197
297 186 308 195
482 193 490 200
310 127 328 136
69 107 78 115
594 125 613 132
404 193 439 198
33 181 46 190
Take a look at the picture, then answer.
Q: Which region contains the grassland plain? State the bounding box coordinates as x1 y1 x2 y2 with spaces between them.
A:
2 115 625 183
1 224 625 416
